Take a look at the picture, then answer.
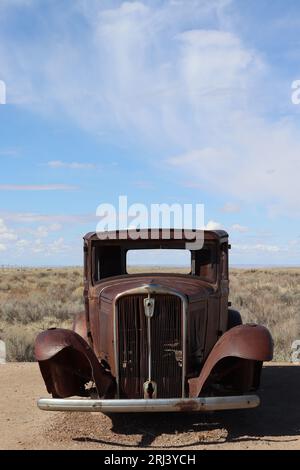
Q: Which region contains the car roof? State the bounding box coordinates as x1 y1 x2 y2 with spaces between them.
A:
83 229 228 244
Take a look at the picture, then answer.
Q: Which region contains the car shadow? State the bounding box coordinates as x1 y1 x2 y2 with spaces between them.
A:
73 365 300 448
217 365 300 444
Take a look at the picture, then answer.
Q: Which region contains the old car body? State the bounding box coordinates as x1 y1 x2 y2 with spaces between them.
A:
35 229 273 413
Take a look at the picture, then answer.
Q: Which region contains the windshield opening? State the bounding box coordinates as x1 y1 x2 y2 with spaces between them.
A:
91 242 218 282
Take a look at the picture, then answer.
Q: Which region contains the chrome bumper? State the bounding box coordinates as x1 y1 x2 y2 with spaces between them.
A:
37 395 260 413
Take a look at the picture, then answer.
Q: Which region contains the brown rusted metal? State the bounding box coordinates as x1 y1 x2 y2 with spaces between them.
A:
188 324 273 397
35 328 116 398
36 229 273 411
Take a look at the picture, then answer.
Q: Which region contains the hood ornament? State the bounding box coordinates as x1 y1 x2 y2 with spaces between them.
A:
144 294 155 318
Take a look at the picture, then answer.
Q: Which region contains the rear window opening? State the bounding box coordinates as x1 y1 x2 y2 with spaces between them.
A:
127 249 191 274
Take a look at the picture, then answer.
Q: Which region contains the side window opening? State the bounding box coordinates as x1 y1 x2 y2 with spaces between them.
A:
93 245 124 282
83 242 88 281
221 243 229 280
192 243 217 282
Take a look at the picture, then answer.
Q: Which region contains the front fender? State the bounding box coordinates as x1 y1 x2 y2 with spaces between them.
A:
189 324 273 397
35 328 116 399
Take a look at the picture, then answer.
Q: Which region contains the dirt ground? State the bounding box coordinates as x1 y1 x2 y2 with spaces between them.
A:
0 362 299 450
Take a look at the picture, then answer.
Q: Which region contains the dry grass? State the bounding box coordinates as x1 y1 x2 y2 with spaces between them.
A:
0 267 83 361
230 268 300 361
0 266 299 361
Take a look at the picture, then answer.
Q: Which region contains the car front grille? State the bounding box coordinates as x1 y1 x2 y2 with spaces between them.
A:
117 293 183 398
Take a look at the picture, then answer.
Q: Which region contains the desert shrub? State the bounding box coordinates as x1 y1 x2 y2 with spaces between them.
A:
230 268 300 361
0 266 299 361
4 326 36 361
0 266 84 326
0 298 83 324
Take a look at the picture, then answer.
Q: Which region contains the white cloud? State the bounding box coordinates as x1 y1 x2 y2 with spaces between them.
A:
28 237 71 257
0 0 299 213
0 216 71 259
32 239 44 254
220 202 241 213
48 237 70 254
47 160 96 169
204 220 222 230
35 223 62 238
0 148 19 157
16 239 30 250
0 215 77 263
0 1 258 138
232 243 281 253
0 218 18 241
31 237 70 255
0 184 78 191
0 211 96 225
231 223 249 233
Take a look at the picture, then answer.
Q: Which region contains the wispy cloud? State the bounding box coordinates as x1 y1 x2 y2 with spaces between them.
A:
0 218 18 242
47 160 96 169
0 148 20 157
220 203 241 214
204 220 222 230
14 236 72 256
0 211 96 224
0 217 74 261
133 180 155 190
0 184 78 191
231 224 249 233
0 0 299 220
26 223 63 238
30 237 71 255
233 243 282 253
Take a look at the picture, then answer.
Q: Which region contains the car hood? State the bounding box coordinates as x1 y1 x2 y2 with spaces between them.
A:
95 274 216 303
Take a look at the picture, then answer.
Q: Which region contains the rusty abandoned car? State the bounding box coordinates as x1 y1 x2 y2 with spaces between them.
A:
35 229 273 413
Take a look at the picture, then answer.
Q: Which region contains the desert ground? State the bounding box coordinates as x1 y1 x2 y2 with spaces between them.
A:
0 362 299 450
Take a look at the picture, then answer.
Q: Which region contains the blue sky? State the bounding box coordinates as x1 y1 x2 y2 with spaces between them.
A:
0 0 300 266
